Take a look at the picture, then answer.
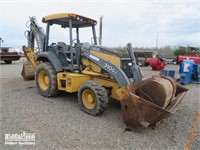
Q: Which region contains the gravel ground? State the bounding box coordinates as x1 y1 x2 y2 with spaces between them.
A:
0 60 199 150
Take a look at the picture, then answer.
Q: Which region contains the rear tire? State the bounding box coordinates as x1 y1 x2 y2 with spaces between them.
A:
173 60 177 65
78 80 108 115
4 61 12 64
35 62 60 97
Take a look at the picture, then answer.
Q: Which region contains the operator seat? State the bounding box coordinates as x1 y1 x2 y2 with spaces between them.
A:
57 42 70 52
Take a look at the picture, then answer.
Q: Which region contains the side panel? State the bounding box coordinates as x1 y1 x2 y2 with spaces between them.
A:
57 72 91 93
57 72 120 100
36 52 63 72
89 50 121 67
93 77 120 100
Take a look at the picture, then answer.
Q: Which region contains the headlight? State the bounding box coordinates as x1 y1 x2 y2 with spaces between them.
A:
128 62 132 66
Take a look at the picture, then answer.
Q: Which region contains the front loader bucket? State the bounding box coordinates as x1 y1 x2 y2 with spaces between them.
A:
116 76 188 129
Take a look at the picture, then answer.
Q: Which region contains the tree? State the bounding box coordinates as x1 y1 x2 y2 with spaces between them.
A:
173 47 186 56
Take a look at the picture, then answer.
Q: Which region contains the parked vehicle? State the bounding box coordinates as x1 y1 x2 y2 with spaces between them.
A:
162 58 178 65
134 51 157 67
22 13 188 129
177 55 199 64
0 47 21 64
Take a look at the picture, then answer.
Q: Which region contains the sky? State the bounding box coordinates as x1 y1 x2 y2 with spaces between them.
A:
0 0 199 50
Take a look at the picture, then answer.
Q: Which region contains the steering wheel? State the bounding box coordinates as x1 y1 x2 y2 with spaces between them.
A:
72 38 78 47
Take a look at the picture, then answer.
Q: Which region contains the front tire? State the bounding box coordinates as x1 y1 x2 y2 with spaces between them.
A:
35 62 60 97
78 80 108 115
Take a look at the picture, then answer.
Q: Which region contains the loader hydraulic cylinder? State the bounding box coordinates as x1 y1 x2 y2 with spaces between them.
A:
126 43 143 82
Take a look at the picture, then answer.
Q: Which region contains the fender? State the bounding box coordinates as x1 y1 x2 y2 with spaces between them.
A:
36 51 63 72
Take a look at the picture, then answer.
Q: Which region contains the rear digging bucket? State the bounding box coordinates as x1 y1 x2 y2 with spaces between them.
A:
21 60 35 80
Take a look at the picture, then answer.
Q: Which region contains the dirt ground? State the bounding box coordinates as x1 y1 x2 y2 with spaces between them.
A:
0 60 199 150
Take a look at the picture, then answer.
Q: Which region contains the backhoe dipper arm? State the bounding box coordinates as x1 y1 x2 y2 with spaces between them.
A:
26 17 46 52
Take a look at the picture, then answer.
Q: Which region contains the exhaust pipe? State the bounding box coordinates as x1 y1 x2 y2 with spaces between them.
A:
99 16 103 45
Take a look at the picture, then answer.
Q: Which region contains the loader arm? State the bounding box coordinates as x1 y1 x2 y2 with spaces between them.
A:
82 43 143 87
82 51 130 87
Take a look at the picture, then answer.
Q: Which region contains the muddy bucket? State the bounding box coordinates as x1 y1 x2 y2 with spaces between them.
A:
116 76 188 129
21 60 35 80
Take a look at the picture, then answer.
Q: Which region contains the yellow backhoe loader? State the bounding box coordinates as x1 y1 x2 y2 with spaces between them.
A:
21 13 188 129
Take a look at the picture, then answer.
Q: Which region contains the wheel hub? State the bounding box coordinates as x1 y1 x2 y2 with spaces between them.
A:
38 71 49 90
44 76 49 85
87 94 94 103
82 90 96 109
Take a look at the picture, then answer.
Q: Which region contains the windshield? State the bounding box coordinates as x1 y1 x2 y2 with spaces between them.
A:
48 24 96 46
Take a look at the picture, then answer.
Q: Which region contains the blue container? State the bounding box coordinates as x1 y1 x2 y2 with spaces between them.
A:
180 73 192 85
180 60 195 84
179 62 183 74
180 60 194 73
168 70 175 78
160 70 168 76
192 64 200 83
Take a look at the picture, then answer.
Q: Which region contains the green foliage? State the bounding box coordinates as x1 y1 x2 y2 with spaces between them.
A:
111 46 200 58
173 47 186 56
115 46 126 53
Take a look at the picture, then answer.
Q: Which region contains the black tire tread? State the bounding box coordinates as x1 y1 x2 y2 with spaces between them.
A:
36 62 60 97
4 61 12 64
78 80 108 116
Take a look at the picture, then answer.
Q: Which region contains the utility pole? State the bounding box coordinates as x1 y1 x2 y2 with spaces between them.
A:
156 31 159 49
0 37 4 48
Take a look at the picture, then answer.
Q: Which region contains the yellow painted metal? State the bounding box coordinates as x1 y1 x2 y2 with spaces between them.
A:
57 71 120 100
82 89 96 109
81 70 109 78
57 72 91 93
80 49 121 100
81 50 121 73
90 50 121 67
38 71 49 90
93 77 120 100
81 57 102 73
42 13 97 24
22 46 39 69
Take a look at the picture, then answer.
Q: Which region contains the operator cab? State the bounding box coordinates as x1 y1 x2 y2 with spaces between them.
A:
42 13 98 71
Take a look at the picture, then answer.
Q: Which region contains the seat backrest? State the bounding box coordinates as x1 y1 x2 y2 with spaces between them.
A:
57 42 70 52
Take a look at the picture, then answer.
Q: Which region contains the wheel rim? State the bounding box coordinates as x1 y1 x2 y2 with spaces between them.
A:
38 71 49 90
82 89 96 109
138 61 142 66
